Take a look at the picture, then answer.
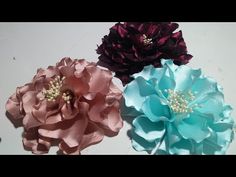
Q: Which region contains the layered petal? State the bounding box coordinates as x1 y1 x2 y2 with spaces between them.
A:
176 113 211 143
142 95 170 122
124 76 156 111
133 115 165 142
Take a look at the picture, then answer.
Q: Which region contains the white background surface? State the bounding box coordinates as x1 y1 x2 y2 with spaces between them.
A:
0 22 236 155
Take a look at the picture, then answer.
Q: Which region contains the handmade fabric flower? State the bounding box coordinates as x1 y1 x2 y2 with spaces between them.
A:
97 22 192 85
5 57 123 154
123 59 234 155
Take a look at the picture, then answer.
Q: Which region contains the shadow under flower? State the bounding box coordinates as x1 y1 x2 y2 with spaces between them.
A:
120 98 142 140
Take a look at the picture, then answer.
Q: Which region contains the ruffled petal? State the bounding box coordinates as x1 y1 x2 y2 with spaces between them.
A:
5 93 23 119
174 65 201 92
131 130 156 152
157 60 176 92
64 76 89 95
133 115 165 142
202 120 234 154
124 76 156 111
86 64 112 94
39 116 88 148
176 113 211 143
142 95 170 122
58 122 104 154
32 100 47 123
169 139 193 155
190 76 218 102
167 124 194 155
88 93 106 122
23 128 50 154
23 113 42 130
80 122 105 151
74 59 89 78
107 107 123 133
22 91 38 113
194 91 225 122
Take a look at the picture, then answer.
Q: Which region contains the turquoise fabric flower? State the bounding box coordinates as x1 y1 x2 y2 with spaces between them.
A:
123 59 235 155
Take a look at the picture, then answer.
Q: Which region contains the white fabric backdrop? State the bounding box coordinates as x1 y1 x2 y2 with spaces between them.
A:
0 22 235 154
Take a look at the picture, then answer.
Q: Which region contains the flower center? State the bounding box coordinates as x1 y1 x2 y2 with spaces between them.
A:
166 89 195 114
142 34 153 45
62 91 73 104
43 76 72 104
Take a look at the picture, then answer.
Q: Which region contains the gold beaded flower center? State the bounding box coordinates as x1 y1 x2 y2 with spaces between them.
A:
43 76 72 104
142 34 153 45
166 89 195 114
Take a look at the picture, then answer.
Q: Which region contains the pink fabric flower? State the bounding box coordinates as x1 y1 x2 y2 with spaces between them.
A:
5 58 123 154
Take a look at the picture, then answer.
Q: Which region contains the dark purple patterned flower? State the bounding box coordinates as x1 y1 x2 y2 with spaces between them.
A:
97 22 193 85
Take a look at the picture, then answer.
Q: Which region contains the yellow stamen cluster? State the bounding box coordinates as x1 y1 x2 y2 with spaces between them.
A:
167 89 195 114
43 76 65 102
143 34 153 45
62 91 72 104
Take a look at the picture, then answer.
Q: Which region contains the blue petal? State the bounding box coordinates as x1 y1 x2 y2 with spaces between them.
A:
166 123 181 146
157 60 176 92
202 133 225 154
133 115 165 142
192 142 204 154
203 126 233 154
134 60 176 99
133 65 158 80
158 68 176 93
154 149 168 155
120 98 143 125
169 139 193 155
161 59 178 72
174 65 201 92
194 91 225 122
154 60 177 98
131 130 156 152
190 76 218 102
221 105 233 118
164 123 193 154
124 76 156 111
133 59 177 81
141 94 170 122
176 113 211 143
153 138 168 155
211 118 234 147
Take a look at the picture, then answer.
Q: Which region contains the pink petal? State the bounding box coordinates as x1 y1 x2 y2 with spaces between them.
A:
56 57 73 68
80 122 104 151
46 113 63 124
5 93 23 119
23 128 50 154
34 66 59 79
23 113 42 130
86 65 112 94
59 66 75 78
88 94 106 123
64 76 89 95
107 107 123 133
32 100 47 123
22 91 38 113
74 59 89 78
39 115 88 148
61 103 79 120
